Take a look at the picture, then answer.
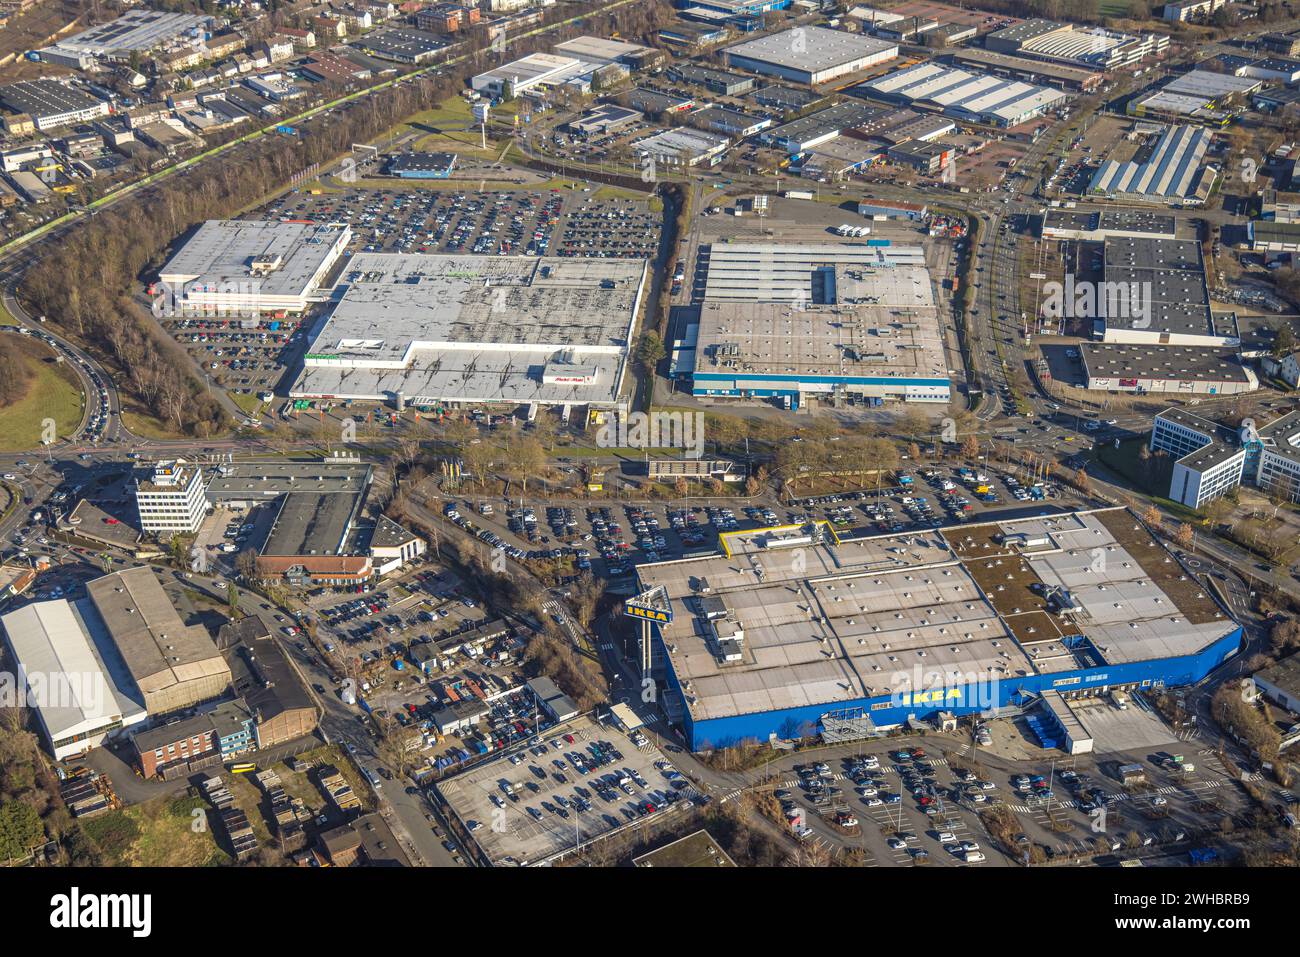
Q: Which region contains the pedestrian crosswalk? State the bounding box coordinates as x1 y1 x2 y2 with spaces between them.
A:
1006 778 1226 814
777 758 952 793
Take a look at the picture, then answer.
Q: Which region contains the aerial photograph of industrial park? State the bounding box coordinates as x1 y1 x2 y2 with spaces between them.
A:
0 0 1293 935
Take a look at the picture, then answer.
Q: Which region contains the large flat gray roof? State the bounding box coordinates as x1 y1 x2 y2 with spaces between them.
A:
951 47 1104 85
158 220 348 302
638 529 1025 723
0 79 105 120
766 100 885 146
85 566 229 697
693 242 946 381
262 490 363 558
1041 209 1177 239
1081 344 1252 385
1101 236 1218 336
312 253 645 359
206 460 372 501
1163 69 1261 100
0 599 145 742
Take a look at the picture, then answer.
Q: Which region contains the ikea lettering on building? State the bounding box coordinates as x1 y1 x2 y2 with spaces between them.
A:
624 603 673 624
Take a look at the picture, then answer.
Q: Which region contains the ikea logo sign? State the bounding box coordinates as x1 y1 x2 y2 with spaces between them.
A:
624 604 672 624
896 688 964 706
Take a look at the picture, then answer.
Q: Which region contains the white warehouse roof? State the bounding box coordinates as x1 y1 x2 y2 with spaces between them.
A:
552 36 649 64
293 253 648 408
1089 124 1212 199
472 53 585 92
1162 69 1262 99
1021 28 1123 63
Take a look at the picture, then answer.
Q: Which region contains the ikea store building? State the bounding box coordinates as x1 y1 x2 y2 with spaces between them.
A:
633 508 1241 750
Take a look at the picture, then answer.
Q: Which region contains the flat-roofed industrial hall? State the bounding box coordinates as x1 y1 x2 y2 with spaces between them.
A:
632 508 1241 749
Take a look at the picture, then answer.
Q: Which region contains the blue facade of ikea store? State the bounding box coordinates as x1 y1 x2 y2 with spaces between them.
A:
667 626 1242 751
691 371 951 406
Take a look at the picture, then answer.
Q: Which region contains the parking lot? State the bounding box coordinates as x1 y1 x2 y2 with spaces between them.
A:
435 457 1077 587
311 567 491 666
778 749 997 867
260 185 662 261
436 714 699 865
156 314 303 398
762 700 1245 866
151 183 665 402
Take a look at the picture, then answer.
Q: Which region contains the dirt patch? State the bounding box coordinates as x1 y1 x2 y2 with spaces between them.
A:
889 0 1022 30
1094 509 1224 626
943 524 1068 644
0 0 87 82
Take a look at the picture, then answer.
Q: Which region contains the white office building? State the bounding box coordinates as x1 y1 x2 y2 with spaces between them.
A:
1152 408 1300 508
471 53 585 99
135 461 209 536
1152 409 1247 509
1257 413 1300 502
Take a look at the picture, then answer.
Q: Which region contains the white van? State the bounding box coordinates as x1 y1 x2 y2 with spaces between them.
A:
964 850 986 863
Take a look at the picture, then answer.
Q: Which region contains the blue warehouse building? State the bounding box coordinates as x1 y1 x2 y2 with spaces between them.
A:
632 509 1241 751
385 151 458 179
678 0 792 16
686 242 951 408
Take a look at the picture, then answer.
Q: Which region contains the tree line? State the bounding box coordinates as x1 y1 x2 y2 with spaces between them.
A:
18 0 673 436
0 336 34 407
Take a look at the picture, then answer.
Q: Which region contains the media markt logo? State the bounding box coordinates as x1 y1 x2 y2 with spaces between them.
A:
1040 275 1152 330
595 410 705 459
50 887 152 938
